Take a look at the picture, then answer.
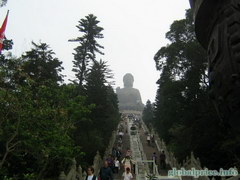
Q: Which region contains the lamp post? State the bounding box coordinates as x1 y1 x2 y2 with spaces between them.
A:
189 0 240 133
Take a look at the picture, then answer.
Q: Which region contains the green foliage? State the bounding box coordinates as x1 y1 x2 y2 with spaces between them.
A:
76 59 119 164
68 16 120 167
23 173 36 180
21 42 64 86
2 38 13 51
0 14 120 179
142 100 154 127
69 15 120 164
69 14 104 88
146 174 157 180
0 42 88 179
153 9 240 169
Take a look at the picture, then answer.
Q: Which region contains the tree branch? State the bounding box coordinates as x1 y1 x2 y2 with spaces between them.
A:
0 116 21 170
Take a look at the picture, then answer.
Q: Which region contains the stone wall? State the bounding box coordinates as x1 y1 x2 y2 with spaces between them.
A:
149 123 238 180
58 130 117 180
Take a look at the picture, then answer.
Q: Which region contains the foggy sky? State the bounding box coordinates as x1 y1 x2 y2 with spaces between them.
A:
0 0 190 103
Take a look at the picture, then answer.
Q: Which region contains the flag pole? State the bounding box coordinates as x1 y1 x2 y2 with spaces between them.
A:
0 10 9 54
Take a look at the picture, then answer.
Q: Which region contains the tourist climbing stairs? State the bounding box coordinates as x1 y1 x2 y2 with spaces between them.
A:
126 115 182 180
59 113 182 180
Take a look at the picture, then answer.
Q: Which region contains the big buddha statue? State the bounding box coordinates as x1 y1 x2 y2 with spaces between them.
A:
116 73 144 111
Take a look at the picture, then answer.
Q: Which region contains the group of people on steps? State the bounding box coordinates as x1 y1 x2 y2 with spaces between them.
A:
85 117 134 180
85 114 166 180
85 161 133 180
151 151 166 170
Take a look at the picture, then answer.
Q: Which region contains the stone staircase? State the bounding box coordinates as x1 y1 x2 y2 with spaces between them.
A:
58 114 239 180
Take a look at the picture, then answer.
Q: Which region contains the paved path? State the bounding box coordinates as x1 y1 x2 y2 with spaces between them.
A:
113 119 136 180
139 127 169 176
112 116 180 180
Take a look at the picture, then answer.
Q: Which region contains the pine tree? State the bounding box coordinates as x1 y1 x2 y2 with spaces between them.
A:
69 14 104 89
0 42 84 179
22 42 64 86
142 100 154 127
77 60 119 162
153 9 236 169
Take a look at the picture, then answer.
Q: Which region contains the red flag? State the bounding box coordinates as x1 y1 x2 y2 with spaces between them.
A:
0 10 9 53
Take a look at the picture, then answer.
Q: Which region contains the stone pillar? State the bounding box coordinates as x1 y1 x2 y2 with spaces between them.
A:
189 0 240 133
59 171 66 180
77 165 83 180
93 151 102 175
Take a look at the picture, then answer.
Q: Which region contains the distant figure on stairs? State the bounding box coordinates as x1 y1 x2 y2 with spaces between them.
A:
121 156 134 172
125 148 132 157
122 167 133 180
99 161 113 180
152 152 157 165
106 154 114 172
114 157 120 174
151 134 155 144
86 167 97 180
159 150 166 169
147 134 151 146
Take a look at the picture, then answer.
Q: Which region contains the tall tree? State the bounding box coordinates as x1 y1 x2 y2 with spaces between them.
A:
142 100 154 127
21 42 64 86
0 42 87 179
78 59 119 163
153 9 239 169
69 14 104 89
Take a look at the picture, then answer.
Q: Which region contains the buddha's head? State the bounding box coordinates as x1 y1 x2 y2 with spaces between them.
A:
123 73 134 88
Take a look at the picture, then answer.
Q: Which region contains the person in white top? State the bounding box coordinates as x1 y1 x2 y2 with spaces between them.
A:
147 134 151 146
86 166 97 180
114 157 120 173
122 167 133 180
119 131 124 139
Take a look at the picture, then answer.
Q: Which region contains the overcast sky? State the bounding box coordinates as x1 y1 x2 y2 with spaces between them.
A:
0 0 190 103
